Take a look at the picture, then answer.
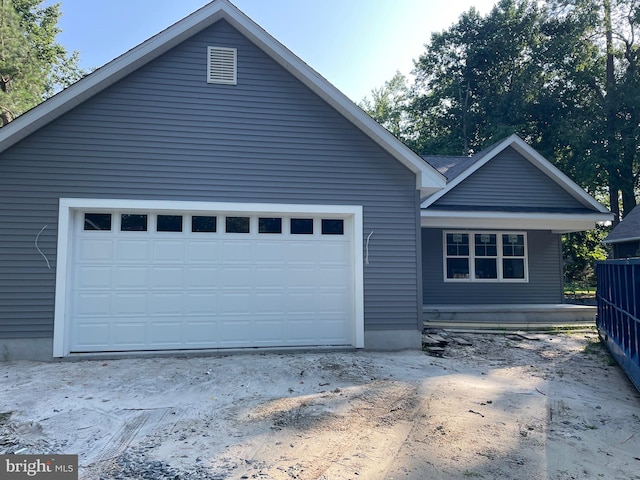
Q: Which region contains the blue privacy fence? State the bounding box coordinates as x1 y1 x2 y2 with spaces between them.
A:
596 259 640 391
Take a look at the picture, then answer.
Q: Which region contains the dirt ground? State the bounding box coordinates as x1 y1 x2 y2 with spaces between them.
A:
1 330 639 480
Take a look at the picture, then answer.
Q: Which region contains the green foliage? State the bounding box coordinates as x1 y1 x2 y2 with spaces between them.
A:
359 71 413 140
0 0 83 126
563 225 610 286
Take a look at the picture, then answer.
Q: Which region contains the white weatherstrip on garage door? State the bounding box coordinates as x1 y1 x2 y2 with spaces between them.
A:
53 199 364 356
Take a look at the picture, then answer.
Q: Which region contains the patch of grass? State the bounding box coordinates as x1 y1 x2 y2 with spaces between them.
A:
582 338 618 366
583 338 604 356
463 471 484 478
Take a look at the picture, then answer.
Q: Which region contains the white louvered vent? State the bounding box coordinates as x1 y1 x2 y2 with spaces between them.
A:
207 46 237 85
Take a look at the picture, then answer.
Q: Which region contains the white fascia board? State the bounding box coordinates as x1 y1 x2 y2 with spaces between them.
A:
0 0 446 195
421 210 614 233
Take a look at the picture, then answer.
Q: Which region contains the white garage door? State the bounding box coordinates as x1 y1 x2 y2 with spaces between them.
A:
61 203 361 353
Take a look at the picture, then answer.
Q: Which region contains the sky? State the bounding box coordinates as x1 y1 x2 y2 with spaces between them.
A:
48 0 500 102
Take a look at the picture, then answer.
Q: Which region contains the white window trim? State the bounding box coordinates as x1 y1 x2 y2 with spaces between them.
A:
442 230 529 283
53 199 364 357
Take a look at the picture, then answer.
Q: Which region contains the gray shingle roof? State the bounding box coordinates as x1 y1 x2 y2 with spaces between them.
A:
604 205 640 243
421 141 500 182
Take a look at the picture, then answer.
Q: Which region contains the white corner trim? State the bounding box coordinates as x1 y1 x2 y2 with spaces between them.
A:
53 199 73 357
352 208 365 348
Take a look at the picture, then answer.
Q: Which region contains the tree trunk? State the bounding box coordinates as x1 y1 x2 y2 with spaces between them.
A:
603 0 621 224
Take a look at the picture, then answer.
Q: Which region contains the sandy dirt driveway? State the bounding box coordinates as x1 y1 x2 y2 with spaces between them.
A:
1 331 639 480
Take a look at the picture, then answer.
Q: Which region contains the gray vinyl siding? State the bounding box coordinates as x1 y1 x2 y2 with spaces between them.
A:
421 228 563 304
0 19 420 339
433 147 590 210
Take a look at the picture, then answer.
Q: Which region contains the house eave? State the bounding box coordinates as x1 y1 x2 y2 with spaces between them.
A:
420 134 610 214
421 210 614 233
603 236 640 244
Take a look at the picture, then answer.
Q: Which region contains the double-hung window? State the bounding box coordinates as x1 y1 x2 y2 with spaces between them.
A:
444 231 528 282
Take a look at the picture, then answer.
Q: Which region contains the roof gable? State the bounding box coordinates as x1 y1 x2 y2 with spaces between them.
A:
422 134 609 214
0 0 445 195
604 205 640 243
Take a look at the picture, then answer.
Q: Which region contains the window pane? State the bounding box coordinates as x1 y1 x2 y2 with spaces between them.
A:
226 216 250 233
503 259 525 279
474 234 497 257
192 216 217 232
121 214 147 231
502 234 525 256
447 258 469 279
322 219 344 235
157 215 182 232
291 218 313 234
446 233 469 256
259 217 282 234
84 213 111 231
475 258 497 279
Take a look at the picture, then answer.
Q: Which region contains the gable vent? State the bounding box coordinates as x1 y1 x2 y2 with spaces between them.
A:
207 46 237 85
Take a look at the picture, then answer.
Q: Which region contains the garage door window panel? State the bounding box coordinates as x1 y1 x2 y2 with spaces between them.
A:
322 219 344 235
226 216 250 233
192 216 217 232
121 214 148 231
84 213 112 231
291 218 313 234
157 215 183 232
259 217 282 234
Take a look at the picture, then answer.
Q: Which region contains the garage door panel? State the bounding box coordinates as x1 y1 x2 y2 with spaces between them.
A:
287 290 319 314
115 267 148 288
78 238 114 261
256 242 286 263
186 267 220 288
254 289 287 319
253 267 285 287
185 293 219 314
219 319 252 345
68 208 356 353
188 242 220 263
220 292 252 314
75 266 113 289
112 322 146 345
117 240 150 261
184 321 219 344
222 241 253 263
75 293 111 317
251 318 285 342
153 241 186 262
151 267 185 289
149 321 182 345
149 293 183 315
74 323 110 347
221 267 253 287
113 293 148 316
